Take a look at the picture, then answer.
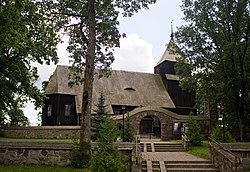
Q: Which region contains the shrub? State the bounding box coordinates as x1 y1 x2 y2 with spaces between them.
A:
123 113 134 142
71 139 92 168
186 115 203 146
211 125 236 143
90 116 122 172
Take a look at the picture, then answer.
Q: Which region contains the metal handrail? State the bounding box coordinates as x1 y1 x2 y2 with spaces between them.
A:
208 137 241 168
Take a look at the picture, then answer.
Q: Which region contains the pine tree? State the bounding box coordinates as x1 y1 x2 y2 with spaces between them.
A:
186 115 203 146
91 115 122 172
91 92 108 141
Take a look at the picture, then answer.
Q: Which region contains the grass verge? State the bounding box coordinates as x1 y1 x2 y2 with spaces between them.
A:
188 141 209 159
0 164 90 172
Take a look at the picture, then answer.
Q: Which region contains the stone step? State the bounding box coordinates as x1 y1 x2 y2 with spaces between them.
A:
165 161 219 172
154 143 185 152
154 145 183 149
166 163 215 168
155 148 185 152
166 168 219 172
164 160 213 164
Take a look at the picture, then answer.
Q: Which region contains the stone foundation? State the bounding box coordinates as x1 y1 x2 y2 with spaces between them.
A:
0 141 133 166
0 126 80 139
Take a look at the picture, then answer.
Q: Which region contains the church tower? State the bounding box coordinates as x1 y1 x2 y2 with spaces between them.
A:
154 23 196 115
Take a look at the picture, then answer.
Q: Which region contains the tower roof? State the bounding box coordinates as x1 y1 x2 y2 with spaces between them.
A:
155 20 181 67
155 38 181 67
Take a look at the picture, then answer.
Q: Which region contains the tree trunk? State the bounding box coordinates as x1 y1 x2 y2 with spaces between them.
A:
80 0 96 144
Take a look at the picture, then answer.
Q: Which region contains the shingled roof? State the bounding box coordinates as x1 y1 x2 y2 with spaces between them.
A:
45 65 175 114
155 39 181 67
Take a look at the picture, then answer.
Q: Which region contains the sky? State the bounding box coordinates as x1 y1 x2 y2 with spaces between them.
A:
23 0 186 125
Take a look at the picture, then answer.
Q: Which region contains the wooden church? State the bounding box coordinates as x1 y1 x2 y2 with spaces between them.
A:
42 34 210 140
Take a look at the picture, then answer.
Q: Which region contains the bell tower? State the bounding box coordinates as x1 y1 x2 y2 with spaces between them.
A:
154 21 195 114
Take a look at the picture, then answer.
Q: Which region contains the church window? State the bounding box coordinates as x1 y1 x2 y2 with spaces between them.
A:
65 105 72 117
47 105 52 117
124 87 136 91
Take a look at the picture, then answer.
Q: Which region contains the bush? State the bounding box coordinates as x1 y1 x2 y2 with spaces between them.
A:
186 115 203 146
71 141 92 168
90 116 122 172
123 113 134 142
211 126 236 143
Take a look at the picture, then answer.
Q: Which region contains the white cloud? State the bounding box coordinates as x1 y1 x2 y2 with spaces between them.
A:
23 34 155 125
112 34 155 73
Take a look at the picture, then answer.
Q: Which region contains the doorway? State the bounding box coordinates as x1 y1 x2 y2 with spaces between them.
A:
139 115 161 138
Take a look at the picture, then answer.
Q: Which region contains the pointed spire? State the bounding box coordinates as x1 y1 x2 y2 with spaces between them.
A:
155 20 181 67
170 19 174 40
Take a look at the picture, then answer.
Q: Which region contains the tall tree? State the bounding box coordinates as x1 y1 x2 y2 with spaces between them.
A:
0 0 59 117
42 0 157 146
175 0 250 141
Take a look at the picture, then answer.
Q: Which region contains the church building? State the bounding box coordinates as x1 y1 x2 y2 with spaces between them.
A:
42 34 210 140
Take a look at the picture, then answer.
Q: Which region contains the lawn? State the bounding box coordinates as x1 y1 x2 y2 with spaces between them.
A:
0 164 90 172
188 141 209 159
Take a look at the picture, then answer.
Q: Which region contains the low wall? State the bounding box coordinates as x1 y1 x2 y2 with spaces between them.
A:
0 141 133 166
208 143 241 172
0 126 80 139
222 143 250 168
209 142 250 171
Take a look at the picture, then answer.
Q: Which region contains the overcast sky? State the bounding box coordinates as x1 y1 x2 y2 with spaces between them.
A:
23 0 185 125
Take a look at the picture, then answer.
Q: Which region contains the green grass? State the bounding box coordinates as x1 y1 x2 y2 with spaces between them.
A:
188 141 209 159
0 164 90 172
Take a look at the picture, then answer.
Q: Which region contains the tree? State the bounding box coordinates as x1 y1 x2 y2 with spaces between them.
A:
8 101 30 127
42 0 156 153
123 113 134 142
211 125 236 143
186 115 203 146
91 115 122 172
91 92 108 141
0 0 59 119
175 0 250 141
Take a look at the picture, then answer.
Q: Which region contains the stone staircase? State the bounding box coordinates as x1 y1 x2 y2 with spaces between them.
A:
165 160 219 172
140 141 219 172
154 143 185 152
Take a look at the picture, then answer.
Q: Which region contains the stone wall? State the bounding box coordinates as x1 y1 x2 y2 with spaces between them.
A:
115 107 210 141
208 143 241 172
222 143 250 168
0 126 80 139
0 141 133 166
209 142 250 171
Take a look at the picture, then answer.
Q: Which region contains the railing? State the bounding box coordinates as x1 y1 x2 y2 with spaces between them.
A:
208 137 242 172
181 133 189 150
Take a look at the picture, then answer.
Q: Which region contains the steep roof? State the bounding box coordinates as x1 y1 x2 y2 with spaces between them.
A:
45 65 175 114
155 38 181 67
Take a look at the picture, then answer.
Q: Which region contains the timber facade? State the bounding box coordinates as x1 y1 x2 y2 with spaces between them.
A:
42 37 210 140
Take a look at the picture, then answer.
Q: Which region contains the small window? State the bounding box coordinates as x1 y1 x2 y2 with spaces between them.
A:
65 105 72 117
47 105 52 117
124 87 136 91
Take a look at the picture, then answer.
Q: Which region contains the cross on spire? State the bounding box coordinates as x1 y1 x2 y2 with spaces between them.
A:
170 19 174 40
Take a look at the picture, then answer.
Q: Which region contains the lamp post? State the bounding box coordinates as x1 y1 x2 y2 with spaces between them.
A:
121 105 126 142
